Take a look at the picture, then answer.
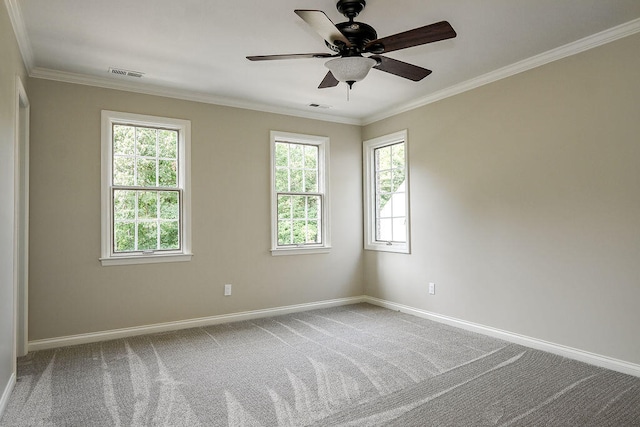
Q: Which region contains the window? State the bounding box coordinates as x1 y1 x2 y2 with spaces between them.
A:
363 130 410 253
270 131 330 255
101 111 192 265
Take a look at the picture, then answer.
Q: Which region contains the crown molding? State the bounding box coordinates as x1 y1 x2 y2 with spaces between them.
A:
4 0 34 71
9 0 639 128
362 17 640 125
29 67 362 126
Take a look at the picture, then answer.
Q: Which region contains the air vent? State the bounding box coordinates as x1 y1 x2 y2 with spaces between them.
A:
108 67 145 78
308 103 331 109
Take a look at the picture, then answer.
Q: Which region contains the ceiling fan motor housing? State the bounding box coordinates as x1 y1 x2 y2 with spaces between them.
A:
335 21 377 53
337 0 366 19
334 1 384 55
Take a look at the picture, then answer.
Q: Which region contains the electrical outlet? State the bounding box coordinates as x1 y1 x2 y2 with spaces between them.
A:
224 284 232 296
428 282 435 295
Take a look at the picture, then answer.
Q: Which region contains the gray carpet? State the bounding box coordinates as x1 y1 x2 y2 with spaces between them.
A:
2 303 639 426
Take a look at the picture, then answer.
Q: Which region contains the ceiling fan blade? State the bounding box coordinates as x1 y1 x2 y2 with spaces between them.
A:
366 21 456 54
371 55 432 81
295 10 352 48
247 53 336 61
318 71 339 89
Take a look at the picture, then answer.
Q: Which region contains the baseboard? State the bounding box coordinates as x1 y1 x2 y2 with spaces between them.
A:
26 294 640 378
28 296 366 352
364 296 640 378
0 372 16 421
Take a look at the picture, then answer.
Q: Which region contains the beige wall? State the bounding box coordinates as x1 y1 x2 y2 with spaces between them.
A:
27 80 364 340
363 33 640 364
0 1 28 407
24 30 640 367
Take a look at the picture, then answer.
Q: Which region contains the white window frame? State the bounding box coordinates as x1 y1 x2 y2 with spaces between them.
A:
270 131 331 256
100 110 192 266
363 130 411 254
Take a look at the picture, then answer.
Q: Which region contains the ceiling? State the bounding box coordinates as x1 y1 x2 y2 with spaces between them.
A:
9 0 640 124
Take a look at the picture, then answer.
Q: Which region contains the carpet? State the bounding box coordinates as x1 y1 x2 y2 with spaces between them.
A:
1 303 639 426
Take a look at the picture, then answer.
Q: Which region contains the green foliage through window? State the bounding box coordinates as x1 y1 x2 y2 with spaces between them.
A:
112 124 180 253
374 142 406 243
275 141 322 246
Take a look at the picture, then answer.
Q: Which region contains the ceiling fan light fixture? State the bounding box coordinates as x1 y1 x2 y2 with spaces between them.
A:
325 56 376 86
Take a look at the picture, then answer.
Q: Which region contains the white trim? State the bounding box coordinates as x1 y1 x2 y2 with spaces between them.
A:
24 294 640 377
270 247 331 256
99 253 193 266
28 296 366 351
19 19 640 128
363 130 411 254
364 296 640 378
270 131 331 255
29 67 361 126
6 0 638 129
3 0 34 71
13 75 29 362
362 17 640 125
0 372 15 420
100 110 192 266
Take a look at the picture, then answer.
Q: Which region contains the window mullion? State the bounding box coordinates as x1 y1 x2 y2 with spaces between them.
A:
156 191 161 251
134 190 139 251
133 127 138 186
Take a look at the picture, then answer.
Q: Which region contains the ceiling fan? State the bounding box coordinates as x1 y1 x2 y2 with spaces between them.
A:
247 0 457 89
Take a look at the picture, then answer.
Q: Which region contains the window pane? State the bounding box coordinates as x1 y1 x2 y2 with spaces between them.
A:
289 144 304 168
278 220 292 245
391 194 406 217
377 218 392 241
158 129 177 159
113 157 134 186
377 170 392 194
292 196 306 219
304 145 317 169
138 222 158 250
304 170 317 192
138 191 158 219
392 170 405 193
160 221 179 249
292 220 306 244
392 217 407 242
113 125 135 155
158 160 177 187
137 158 157 186
275 168 289 192
307 196 319 219
275 142 289 167
391 143 405 169
277 195 292 219
376 146 391 171
159 191 179 220
113 190 136 220
377 194 392 215
307 220 319 243
272 136 326 250
290 169 304 192
114 221 135 252
137 127 157 157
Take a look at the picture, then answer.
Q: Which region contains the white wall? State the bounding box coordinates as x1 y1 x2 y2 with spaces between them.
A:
0 0 28 414
363 33 640 365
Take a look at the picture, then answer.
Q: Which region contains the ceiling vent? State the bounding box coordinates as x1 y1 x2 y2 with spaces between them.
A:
108 67 144 78
308 103 331 109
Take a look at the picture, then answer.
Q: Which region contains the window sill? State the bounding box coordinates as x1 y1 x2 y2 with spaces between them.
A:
271 246 331 256
100 253 193 266
364 242 410 254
